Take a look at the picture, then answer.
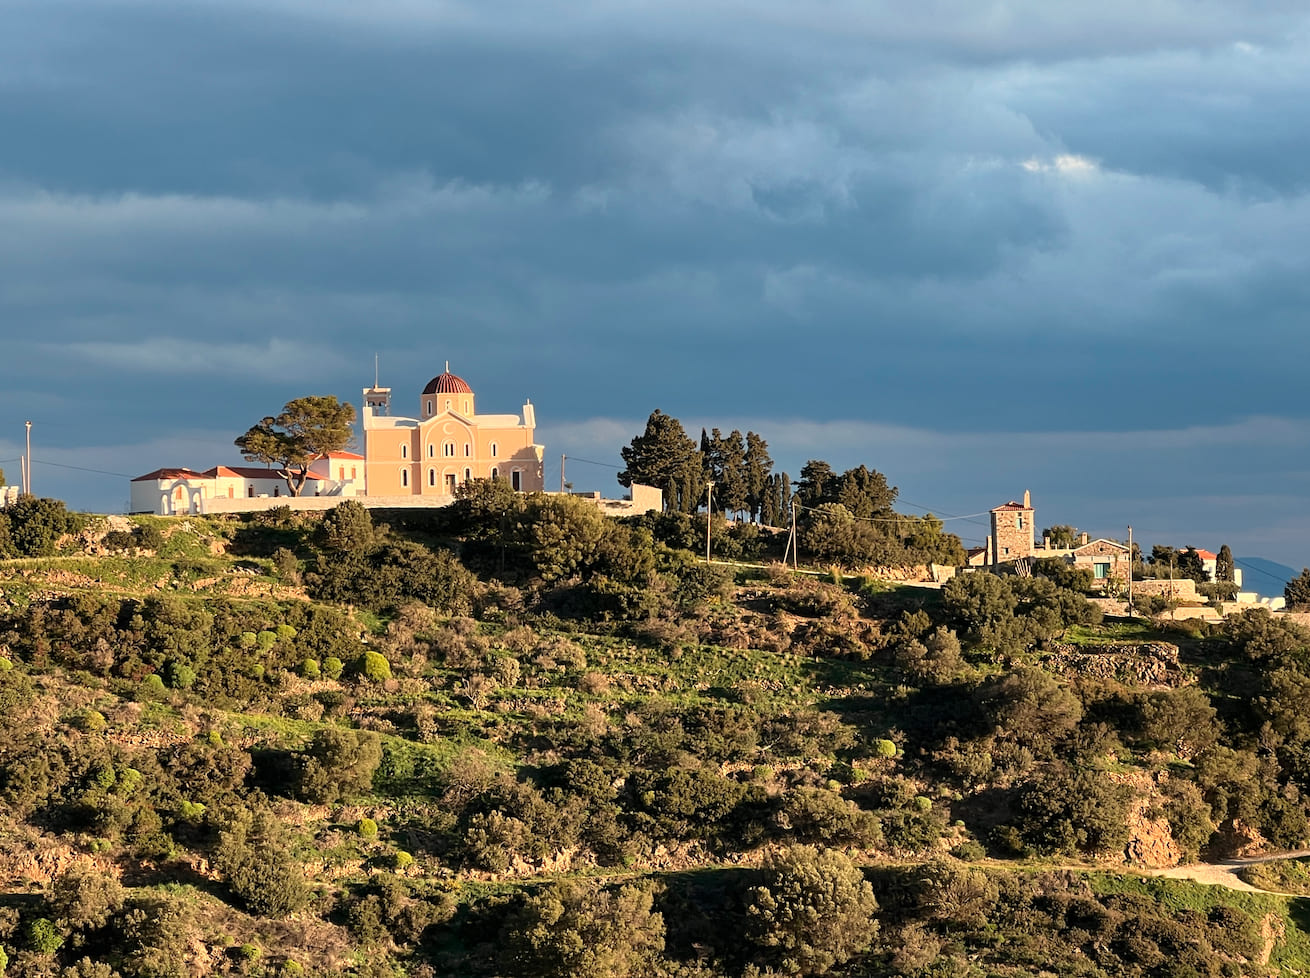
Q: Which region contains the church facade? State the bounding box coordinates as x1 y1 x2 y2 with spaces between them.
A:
360 366 544 496
130 365 544 514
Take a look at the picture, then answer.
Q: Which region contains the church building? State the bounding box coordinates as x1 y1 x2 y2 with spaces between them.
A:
360 365 544 496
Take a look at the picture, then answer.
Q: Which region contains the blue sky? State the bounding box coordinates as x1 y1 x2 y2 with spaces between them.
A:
2 0 1310 572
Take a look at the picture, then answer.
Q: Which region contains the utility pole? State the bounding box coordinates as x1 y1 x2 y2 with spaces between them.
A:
24 420 31 495
705 480 714 563
1126 525 1133 617
790 498 798 570
560 455 566 494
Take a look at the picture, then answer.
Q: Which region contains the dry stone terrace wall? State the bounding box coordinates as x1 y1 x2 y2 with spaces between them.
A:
1043 641 1186 686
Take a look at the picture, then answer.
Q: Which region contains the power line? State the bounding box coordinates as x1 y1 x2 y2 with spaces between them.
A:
33 460 132 479
793 501 991 524
565 456 621 470
1233 556 1294 587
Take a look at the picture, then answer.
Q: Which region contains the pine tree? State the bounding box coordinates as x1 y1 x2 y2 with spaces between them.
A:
717 430 749 518
796 460 835 508
618 411 700 512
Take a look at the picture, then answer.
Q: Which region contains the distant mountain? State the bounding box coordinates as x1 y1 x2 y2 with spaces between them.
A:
1235 556 1300 595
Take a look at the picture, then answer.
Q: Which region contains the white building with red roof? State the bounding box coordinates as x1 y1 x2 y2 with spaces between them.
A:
130 453 361 515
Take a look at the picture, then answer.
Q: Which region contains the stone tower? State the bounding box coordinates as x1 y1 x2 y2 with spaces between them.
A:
990 490 1035 565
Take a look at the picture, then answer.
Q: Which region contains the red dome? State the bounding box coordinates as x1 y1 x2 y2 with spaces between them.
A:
422 371 473 395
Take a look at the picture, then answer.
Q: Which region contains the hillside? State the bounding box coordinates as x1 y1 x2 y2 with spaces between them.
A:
0 494 1308 977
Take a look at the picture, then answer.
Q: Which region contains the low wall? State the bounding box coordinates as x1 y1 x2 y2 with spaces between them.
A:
1132 578 1199 601
200 494 455 515
1043 641 1184 686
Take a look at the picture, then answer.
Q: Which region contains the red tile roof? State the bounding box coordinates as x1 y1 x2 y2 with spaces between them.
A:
207 465 323 481
1194 549 1218 561
991 501 1032 511
131 467 209 483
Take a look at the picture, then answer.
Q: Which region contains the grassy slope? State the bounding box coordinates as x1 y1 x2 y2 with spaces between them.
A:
1 512 1307 975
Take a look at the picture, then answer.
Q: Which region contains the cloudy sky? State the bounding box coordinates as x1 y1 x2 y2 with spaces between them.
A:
2 0 1309 576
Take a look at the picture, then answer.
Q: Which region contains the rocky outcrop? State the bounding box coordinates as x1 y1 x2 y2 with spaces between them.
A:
1042 642 1185 686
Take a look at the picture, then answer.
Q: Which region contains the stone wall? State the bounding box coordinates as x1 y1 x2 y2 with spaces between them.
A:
1131 578 1199 601
1043 641 1185 686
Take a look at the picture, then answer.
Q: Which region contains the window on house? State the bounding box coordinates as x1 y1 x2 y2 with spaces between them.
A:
426 400 432 414
464 443 471 457
401 469 409 488
401 443 408 459
273 487 280 497
350 466 356 479
248 487 255 498
1002 546 1009 556
512 470 521 491
427 444 434 458
228 487 234 499
339 466 345 480
1094 561 1111 579
444 442 455 457
491 443 498 458
1017 515 1024 530
491 467 498 479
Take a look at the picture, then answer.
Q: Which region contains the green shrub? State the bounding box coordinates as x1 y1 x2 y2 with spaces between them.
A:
25 917 63 955
357 651 391 683
322 656 344 680
213 808 309 918
164 661 196 690
300 659 321 679
393 850 413 871
357 817 378 839
297 728 383 804
72 709 107 733
746 845 878 976
139 674 167 699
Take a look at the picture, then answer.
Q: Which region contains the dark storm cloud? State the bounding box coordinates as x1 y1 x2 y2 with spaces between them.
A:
3 0 1310 565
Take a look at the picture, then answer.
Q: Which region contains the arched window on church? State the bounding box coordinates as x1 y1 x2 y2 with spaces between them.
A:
428 469 436 487
401 469 409 488
401 443 408 459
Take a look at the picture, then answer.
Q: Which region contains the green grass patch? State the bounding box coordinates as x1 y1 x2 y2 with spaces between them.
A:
1240 857 1310 896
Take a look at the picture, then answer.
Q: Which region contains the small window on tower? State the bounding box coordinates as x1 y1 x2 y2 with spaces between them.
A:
401 443 408 459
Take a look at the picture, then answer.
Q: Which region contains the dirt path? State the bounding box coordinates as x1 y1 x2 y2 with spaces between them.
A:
1145 850 1310 895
